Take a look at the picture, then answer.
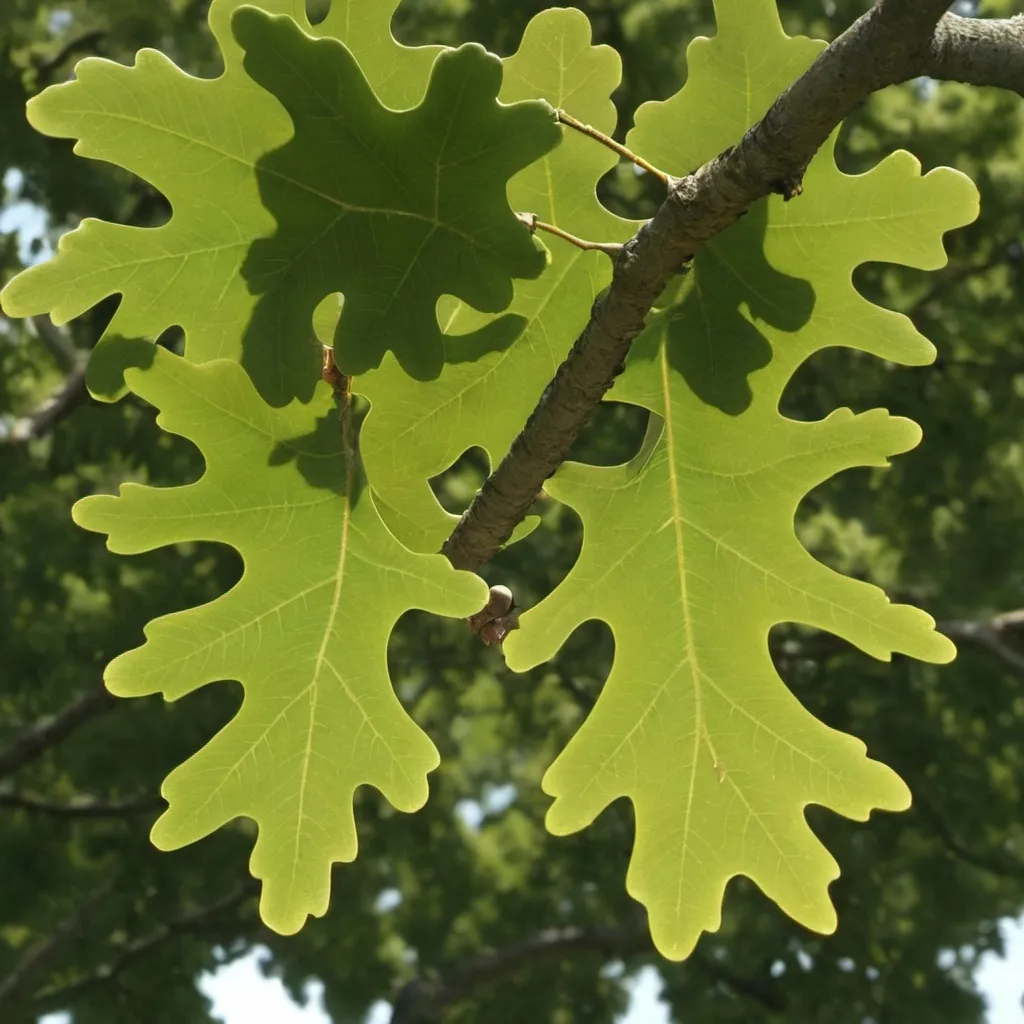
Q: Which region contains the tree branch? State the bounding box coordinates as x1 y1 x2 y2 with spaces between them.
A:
391 924 649 1023
942 611 1024 678
0 686 116 782
30 315 80 374
33 30 107 86
28 883 258 1015
770 609 1024 680
390 918 785 1023
1 362 88 444
924 14 1024 95
914 794 1024 881
0 789 162 819
0 314 89 446
440 0 959 571
0 876 117 1011
905 250 1010 322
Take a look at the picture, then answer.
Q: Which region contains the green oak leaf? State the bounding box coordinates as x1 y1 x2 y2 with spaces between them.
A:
73 345 488 935
505 0 978 960
234 9 560 389
357 8 636 552
0 0 550 404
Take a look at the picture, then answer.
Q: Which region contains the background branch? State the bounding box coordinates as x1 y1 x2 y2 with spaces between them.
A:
2 362 88 444
770 610 1024 679
33 30 107 86
30 315 80 373
28 883 258 1015
0 876 117 1011
1 315 88 445
390 923 650 1023
0 686 116 782
390 918 785 1023
914 794 1024 881
0 790 162 819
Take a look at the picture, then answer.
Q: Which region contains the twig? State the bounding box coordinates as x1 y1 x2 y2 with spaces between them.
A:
30 315 80 373
1 362 88 445
32 29 107 85
29 882 258 1015
323 346 357 482
441 0 958 571
943 615 1024 678
556 109 671 185
0 686 116 782
390 923 651 1023
904 252 1007 321
0 876 117 1011
914 794 1024 881
390 917 785 1023
517 212 623 257
0 790 163 819
770 610 1024 681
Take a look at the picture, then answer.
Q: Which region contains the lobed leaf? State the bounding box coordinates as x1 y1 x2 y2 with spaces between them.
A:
357 8 637 552
73 345 488 934
505 0 978 960
0 0 558 403
234 10 560 388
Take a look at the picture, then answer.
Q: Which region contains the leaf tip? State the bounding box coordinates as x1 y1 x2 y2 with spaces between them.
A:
149 808 186 852
70 493 112 535
258 895 316 937
932 631 958 665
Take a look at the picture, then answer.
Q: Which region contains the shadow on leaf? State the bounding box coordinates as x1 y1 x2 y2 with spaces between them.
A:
267 397 367 506
644 201 815 415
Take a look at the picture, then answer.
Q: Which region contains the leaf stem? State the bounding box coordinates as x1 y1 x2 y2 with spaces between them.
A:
556 108 672 185
517 212 622 257
322 346 357 482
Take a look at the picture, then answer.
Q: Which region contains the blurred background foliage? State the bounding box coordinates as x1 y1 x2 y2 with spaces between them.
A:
1 1 1023 1022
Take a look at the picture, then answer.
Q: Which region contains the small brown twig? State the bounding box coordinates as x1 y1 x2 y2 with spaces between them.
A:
0 876 117 1011
0 686 116 782
556 109 672 185
466 585 519 646
323 346 357 482
0 789 163 819
517 213 622 257
28 882 259 1015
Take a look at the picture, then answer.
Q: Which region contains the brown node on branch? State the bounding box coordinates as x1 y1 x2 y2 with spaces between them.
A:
516 211 539 234
321 345 350 399
769 175 805 200
467 585 519 646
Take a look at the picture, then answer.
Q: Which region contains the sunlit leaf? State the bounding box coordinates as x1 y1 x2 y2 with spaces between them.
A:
505 0 978 960
0 0 559 402
73 344 487 935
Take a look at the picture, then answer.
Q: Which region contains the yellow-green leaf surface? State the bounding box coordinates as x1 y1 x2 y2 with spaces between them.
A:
358 8 637 552
73 345 488 935
0 1 555 403
505 0 978 960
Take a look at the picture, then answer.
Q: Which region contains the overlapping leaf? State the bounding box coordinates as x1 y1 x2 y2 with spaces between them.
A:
234 11 559 386
0 0 558 402
357 8 636 552
505 0 978 959
73 344 488 934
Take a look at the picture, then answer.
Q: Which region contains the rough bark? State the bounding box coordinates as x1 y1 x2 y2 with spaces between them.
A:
926 13 1024 95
